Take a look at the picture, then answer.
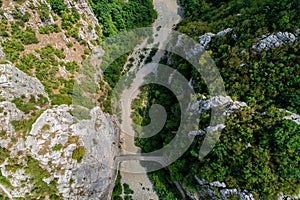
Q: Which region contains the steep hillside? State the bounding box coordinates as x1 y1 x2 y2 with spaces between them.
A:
0 0 120 199
132 0 300 199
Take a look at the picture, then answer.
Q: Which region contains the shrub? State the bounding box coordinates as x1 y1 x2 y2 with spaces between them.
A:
48 0 66 15
66 42 73 48
50 94 72 105
41 124 51 131
0 147 9 164
2 39 24 62
52 144 63 151
38 24 60 34
72 146 85 163
38 3 50 22
14 27 39 45
65 61 79 72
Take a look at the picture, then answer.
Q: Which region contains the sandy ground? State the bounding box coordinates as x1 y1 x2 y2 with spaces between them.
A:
118 0 182 199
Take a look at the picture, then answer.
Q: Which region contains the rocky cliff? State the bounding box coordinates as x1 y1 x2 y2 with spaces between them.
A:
0 0 119 199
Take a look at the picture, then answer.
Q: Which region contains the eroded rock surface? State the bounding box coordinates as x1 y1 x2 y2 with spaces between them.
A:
253 31 298 51
25 105 119 199
0 63 49 102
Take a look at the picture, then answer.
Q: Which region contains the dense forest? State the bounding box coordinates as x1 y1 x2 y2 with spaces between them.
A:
132 0 300 199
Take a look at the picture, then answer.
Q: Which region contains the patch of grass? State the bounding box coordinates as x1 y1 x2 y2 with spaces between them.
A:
112 171 122 198
72 146 85 163
123 183 134 195
38 24 60 34
38 3 50 22
0 147 9 164
52 144 63 151
25 156 61 198
0 170 11 188
2 39 24 62
41 124 51 131
14 27 39 45
11 109 45 135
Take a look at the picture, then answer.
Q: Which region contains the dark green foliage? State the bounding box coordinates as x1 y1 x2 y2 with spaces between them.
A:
131 0 300 198
38 3 50 22
90 0 157 37
2 39 24 62
123 183 134 195
178 0 300 37
24 156 61 198
0 147 9 164
48 0 66 15
147 170 182 199
175 0 300 114
11 11 30 22
135 84 180 153
13 27 39 45
0 194 10 200
11 109 45 135
38 24 60 34
193 108 300 198
112 171 122 199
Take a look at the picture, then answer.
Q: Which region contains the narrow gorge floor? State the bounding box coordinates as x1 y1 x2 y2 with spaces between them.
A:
118 0 182 199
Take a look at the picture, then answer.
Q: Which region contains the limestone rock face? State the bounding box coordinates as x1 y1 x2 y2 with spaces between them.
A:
283 111 300 125
64 0 100 47
252 31 298 51
190 95 247 115
0 101 24 150
188 96 246 136
0 63 49 102
25 105 119 199
199 28 232 49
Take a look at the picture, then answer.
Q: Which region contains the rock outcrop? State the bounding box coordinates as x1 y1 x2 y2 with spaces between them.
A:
199 28 232 49
194 176 255 200
0 63 49 102
190 95 247 116
284 111 300 125
64 0 100 47
25 105 119 199
252 31 298 51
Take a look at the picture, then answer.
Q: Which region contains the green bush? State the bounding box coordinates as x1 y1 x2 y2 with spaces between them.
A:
52 144 63 151
65 61 79 72
0 147 9 164
50 94 72 105
72 146 85 163
2 39 24 62
112 171 122 198
48 0 66 15
14 27 39 45
0 170 11 188
12 97 36 114
38 3 50 22
38 24 60 34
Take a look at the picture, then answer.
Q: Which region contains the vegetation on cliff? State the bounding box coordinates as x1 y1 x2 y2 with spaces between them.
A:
133 0 300 199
